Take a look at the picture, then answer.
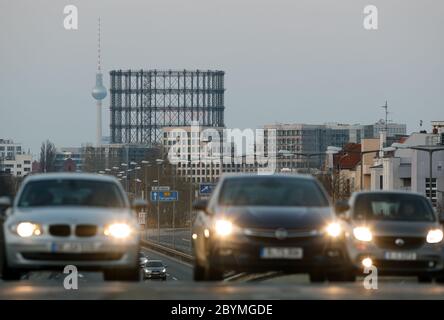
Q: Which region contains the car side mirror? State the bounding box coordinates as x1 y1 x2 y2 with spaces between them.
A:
132 198 148 212
192 199 209 213
0 196 12 216
334 200 350 218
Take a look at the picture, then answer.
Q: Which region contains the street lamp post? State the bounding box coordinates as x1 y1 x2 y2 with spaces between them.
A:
155 159 164 242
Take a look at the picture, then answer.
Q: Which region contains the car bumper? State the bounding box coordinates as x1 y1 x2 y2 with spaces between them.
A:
208 236 348 273
346 241 443 275
5 236 139 271
143 272 166 279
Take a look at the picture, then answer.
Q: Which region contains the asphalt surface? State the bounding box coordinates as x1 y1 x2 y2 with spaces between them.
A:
2 244 444 299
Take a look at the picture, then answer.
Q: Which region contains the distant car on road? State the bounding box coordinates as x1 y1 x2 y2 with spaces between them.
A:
143 260 167 280
192 174 350 282
139 251 148 268
336 191 444 282
0 173 146 281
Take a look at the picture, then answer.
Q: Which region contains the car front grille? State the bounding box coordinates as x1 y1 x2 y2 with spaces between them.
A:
75 225 97 237
374 236 425 250
48 224 99 237
49 225 71 237
22 252 124 261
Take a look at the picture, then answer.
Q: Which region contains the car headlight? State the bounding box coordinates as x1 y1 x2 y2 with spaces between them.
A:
215 219 233 237
14 222 43 238
145 269 152 273
353 227 372 242
104 223 132 239
162 268 166 273
325 222 342 237
427 229 443 244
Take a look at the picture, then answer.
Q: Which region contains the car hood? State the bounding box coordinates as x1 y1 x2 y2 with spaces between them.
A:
215 206 333 229
352 220 440 237
8 206 135 226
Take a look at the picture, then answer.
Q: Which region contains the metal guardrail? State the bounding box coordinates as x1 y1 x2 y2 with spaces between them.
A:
141 239 193 264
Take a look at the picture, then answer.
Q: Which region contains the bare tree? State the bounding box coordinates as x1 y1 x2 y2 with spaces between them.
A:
39 140 57 172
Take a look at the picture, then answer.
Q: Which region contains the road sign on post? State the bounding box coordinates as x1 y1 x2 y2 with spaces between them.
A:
150 190 179 202
152 186 170 191
199 183 216 195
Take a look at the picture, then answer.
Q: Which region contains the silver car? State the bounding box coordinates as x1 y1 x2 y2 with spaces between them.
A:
0 173 144 281
336 191 444 282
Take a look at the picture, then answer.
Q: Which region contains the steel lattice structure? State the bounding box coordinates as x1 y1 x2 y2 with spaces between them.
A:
109 69 225 145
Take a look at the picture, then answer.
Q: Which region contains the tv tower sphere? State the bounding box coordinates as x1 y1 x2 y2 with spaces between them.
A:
92 73 107 100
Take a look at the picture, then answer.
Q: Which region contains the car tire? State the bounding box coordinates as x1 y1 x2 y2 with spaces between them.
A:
418 274 433 283
193 260 206 281
205 266 223 281
103 266 140 282
309 271 326 283
0 244 22 281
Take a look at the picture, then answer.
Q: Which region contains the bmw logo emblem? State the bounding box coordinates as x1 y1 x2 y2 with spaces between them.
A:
395 238 405 246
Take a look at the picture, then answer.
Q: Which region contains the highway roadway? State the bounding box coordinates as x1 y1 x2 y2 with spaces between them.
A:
144 227 192 254
2 245 444 299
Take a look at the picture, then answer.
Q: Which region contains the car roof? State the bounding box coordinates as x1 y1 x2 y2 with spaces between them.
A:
219 172 316 181
23 172 120 183
352 190 426 197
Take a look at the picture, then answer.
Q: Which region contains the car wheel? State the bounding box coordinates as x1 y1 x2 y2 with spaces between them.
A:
418 274 433 283
204 262 223 281
193 260 206 282
0 245 22 281
103 266 140 282
309 271 326 283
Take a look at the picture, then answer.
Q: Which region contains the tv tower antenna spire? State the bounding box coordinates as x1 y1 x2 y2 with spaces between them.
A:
91 18 107 147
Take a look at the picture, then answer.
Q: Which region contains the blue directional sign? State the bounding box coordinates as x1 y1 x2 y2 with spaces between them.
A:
199 183 216 195
150 191 179 202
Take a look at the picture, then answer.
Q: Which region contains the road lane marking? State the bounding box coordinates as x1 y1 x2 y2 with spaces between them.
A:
182 238 191 242
172 277 178 281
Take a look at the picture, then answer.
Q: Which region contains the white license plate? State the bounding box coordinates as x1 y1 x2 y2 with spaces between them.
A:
260 247 303 259
51 242 98 253
384 251 417 261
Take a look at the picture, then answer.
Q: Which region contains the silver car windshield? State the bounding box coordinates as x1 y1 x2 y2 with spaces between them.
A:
218 177 329 207
17 179 126 208
354 193 435 222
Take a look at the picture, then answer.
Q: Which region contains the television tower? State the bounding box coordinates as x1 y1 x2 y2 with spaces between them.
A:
91 18 107 146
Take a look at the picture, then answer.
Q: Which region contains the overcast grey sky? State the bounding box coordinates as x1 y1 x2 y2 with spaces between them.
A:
1 0 443 155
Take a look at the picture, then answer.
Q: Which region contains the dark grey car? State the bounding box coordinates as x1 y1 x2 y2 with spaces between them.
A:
192 174 351 282
143 260 167 280
336 191 444 282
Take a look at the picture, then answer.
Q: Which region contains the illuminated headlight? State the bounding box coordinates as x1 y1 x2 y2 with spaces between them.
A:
145 269 152 273
14 222 42 238
104 223 132 239
215 219 233 237
353 227 372 242
427 229 443 244
325 222 342 237
162 268 166 273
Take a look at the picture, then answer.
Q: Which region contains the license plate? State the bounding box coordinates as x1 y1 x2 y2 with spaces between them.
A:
51 242 98 253
384 251 417 261
260 247 303 259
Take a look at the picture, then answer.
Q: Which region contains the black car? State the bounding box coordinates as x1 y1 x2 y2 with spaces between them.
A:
191 174 351 282
143 260 167 280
